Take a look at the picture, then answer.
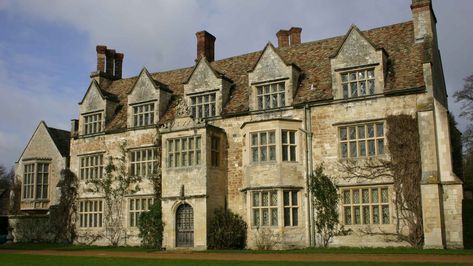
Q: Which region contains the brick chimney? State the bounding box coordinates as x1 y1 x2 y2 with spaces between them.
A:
276 30 289 48
114 53 124 79
411 0 436 43
96 45 107 72
91 45 124 83
196 31 216 62
289 27 302 46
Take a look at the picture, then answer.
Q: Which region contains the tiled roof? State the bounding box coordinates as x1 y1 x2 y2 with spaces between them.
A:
47 127 71 157
100 21 425 132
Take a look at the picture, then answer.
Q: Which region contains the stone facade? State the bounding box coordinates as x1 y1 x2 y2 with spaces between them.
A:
13 0 464 249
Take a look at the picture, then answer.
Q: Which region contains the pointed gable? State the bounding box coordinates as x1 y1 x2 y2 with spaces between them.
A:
184 57 224 95
128 67 161 105
79 80 108 113
331 25 387 69
249 42 292 83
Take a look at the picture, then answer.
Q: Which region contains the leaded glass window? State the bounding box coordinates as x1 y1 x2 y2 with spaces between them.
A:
341 68 375 98
342 186 390 225
339 122 385 159
256 82 285 110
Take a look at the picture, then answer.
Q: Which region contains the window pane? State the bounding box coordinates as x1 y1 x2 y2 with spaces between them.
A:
368 140 375 156
372 189 379 203
381 188 389 203
253 210 260 226
376 123 384 137
284 208 290 226
363 206 370 224
271 209 278 226
353 190 360 204
343 190 351 204
262 193 269 206
340 128 347 141
270 192 277 206
253 193 260 207
262 209 269 226
284 191 289 206
382 206 390 224
362 189 369 203
344 207 352 225
292 191 298 205
354 206 361 224
378 139 384 155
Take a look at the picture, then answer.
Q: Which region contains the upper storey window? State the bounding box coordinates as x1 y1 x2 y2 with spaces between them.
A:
191 92 216 119
251 131 276 162
167 136 202 168
256 82 285 110
339 122 385 159
133 102 155 127
84 112 103 135
23 162 49 200
341 68 375 99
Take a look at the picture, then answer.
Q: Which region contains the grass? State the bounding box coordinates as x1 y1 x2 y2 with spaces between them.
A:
1 243 473 255
0 254 471 266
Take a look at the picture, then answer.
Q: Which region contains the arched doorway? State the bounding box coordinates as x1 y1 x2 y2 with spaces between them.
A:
176 204 194 247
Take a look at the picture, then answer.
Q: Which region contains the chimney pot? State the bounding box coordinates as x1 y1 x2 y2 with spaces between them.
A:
276 30 290 48
105 49 116 77
196 30 216 62
289 27 302 46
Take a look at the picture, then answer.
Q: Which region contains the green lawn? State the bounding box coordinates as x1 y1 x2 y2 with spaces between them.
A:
0 254 470 266
1 243 473 255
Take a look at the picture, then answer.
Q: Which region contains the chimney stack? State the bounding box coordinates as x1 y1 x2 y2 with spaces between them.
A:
91 45 124 81
276 30 290 48
289 27 302 46
114 53 124 79
196 31 216 62
276 27 302 48
411 0 436 42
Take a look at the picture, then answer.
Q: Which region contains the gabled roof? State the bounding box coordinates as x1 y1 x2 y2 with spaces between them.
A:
16 121 70 162
330 24 388 59
90 21 425 133
127 67 172 95
79 80 119 104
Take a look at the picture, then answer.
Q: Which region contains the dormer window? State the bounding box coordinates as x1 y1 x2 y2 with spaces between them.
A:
256 82 285 110
83 112 103 135
190 92 216 119
341 68 375 99
133 102 155 127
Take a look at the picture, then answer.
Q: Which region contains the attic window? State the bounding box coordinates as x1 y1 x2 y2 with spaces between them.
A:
133 102 155 127
83 112 103 135
256 82 285 110
190 93 216 119
341 68 375 99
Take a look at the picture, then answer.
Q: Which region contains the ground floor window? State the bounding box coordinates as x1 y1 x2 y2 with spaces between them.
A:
251 190 300 227
129 197 154 227
342 186 390 225
78 199 103 228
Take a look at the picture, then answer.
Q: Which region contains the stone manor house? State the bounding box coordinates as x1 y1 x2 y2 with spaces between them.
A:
12 0 463 249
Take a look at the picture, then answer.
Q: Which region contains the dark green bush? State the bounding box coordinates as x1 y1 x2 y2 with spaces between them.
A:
208 207 247 249
138 201 163 249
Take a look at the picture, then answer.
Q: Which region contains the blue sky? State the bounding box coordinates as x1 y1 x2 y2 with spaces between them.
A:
0 0 472 168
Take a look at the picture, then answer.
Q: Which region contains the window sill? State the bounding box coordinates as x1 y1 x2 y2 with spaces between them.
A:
21 199 49 203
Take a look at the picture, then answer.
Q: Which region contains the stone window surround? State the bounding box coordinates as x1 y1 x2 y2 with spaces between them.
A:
79 152 104 181
340 67 376 99
249 189 301 228
255 81 286 110
189 91 217 120
340 184 392 226
210 136 220 167
78 198 103 228
128 196 154 228
129 146 159 177
336 119 386 160
333 63 383 100
250 77 290 112
166 135 202 169
81 110 105 136
21 159 51 201
132 101 156 128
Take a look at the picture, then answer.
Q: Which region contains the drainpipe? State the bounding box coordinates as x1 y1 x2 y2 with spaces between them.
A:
303 104 315 246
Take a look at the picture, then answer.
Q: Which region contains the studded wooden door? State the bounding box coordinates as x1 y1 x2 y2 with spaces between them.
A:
176 204 194 247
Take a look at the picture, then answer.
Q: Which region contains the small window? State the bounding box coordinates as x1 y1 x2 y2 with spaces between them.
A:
339 122 385 159
190 93 216 119
23 162 49 200
129 197 154 227
211 137 220 167
256 82 285 110
80 154 104 180
282 130 296 161
342 186 390 225
167 136 202 168
341 68 375 99
133 103 155 127
130 148 159 176
252 191 278 227
83 112 103 135
250 131 276 163
78 200 103 228
284 191 299 226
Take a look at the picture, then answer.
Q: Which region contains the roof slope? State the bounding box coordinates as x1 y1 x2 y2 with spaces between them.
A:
99 21 425 132
46 127 71 157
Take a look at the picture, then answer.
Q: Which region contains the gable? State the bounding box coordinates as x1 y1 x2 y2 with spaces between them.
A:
249 43 291 83
80 81 106 113
18 122 64 162
185 59 221 94
333 26 380 68
128 68 160 104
